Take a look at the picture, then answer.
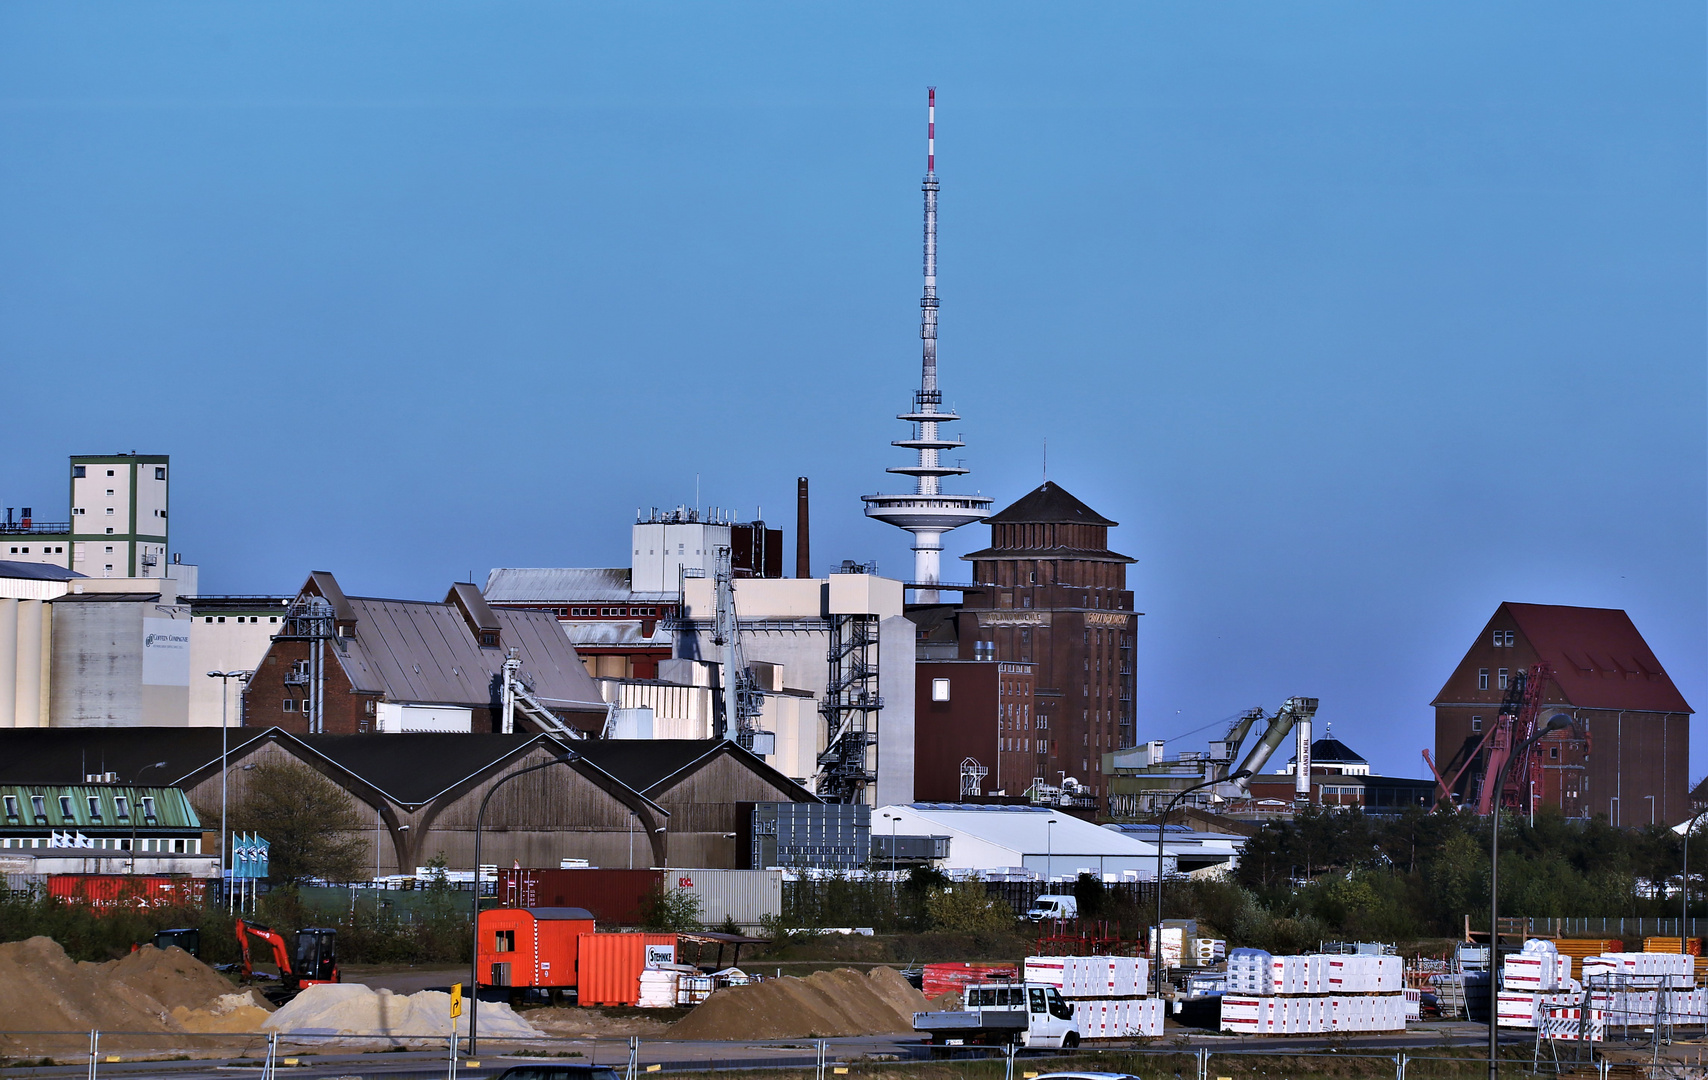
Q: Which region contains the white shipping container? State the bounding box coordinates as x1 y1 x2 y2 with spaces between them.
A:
665 868 782 932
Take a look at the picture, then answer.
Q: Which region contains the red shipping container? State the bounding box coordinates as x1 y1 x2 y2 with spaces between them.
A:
476 907 596 989
48 875 207 913
921 962 1019 999
576 933 678 1007
498 869 663 925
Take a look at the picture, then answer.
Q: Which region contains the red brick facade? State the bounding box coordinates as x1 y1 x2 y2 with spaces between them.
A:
954 483 1136 800
1432 603 1693 825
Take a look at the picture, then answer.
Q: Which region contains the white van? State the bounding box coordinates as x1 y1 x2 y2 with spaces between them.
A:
1026 894 1079 921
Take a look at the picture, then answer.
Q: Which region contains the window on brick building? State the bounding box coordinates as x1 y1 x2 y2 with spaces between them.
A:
1478 669 1489 690
1498 668 1509 690
1471 716 1482 732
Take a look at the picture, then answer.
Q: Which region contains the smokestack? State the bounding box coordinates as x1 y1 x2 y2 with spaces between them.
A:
796 477 811 578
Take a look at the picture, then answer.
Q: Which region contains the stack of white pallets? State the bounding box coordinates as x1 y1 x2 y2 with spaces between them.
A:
1226 949 1274 995
1582 952 1694 988
1496 991 1580 1028
1218 954 1407 1035
1025 955 1160 1039
1073 998 1166 1039
1495 941 1583 1028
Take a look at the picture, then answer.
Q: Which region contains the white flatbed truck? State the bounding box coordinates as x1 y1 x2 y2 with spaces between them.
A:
913 981 1081 1051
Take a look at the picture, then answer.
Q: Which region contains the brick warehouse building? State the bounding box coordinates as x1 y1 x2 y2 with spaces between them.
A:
952 482 1137 801
1431 603 1693 825
244 572 606 735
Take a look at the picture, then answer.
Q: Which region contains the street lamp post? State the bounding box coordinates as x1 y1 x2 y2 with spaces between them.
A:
880 812 899 877
206 670 252 897
1487 714 1573 1080
468 755 577 1056
1045 818 1058 882
1155 771 1250 971
127 761 168 873
1684 809 1700 941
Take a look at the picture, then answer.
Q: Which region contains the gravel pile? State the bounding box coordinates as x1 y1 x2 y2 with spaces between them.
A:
667 966 928 1041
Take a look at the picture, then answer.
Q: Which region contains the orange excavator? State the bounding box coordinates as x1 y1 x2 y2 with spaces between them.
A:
235 919 340 1002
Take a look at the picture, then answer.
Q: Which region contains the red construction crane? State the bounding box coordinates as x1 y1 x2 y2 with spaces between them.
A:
1423 662 1563 816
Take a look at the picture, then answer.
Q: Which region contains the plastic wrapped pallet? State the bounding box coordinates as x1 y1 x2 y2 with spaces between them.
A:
1220 995 1268 1034
1226 948 1274 995
637 969 679 1008
1024 956 1066 988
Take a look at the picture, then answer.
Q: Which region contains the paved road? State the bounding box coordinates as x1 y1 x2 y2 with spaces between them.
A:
0 1023 1550 1080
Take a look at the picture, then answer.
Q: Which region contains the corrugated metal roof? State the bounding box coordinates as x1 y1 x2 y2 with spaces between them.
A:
335 597 605 710
0 561 85 581
484 568 675 604
0 784 200 830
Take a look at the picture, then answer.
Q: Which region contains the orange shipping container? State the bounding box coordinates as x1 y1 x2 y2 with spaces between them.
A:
476 907 595 989
576 932 677 1007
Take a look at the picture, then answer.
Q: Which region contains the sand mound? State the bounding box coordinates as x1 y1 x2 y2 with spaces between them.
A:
264 984 541 1041
0 938 183 1053
174 992 275 1034
667 966 930 1041
88 945 240 1013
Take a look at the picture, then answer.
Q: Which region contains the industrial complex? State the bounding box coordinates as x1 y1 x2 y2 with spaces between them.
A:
0 90 1694 894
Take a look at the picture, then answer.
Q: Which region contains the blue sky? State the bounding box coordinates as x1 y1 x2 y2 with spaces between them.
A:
1 5 1701 781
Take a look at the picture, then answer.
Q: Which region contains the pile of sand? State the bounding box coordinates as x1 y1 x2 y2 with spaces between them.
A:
667 966 929 1041
0 938 252 1055
94 943 244 1013
174 992 275 1034
264 984 542 1042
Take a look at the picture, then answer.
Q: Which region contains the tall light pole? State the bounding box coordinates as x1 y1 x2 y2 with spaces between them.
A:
207 669 252 896
469 755 577 1056
1155 771 1249 970
127 761 168 873
880 812 900 877
1488 714 1573 1080
1684 807 1700 941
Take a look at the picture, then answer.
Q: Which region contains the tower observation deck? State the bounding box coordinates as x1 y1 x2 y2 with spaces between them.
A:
862 87 991 603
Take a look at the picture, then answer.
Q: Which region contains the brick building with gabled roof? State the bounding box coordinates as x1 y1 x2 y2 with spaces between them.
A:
1432 602 1693 825
244 572 607 736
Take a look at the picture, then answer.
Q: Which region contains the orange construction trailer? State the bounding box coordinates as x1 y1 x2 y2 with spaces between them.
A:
478 906 594 992
476 907 677 1006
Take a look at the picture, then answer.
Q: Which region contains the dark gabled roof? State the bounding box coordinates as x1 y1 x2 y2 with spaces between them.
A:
292 732 568 805
0 561 86 581
571 739 820 802
984 482 1116 526
1288 736 1366 765
0 728 238 787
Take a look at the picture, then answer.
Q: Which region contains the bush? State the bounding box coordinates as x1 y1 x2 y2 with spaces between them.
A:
639 885 703 931
925 881 1015 935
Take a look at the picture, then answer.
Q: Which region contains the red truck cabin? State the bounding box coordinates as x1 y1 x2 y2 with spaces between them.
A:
478 906 594 989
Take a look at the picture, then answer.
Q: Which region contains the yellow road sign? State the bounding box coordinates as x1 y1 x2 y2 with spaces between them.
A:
450 982 463 1018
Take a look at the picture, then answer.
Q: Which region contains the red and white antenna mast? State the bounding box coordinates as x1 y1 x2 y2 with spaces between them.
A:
862 87 991 603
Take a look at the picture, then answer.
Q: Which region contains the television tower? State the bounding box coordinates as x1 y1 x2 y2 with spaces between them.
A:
863 88 992 603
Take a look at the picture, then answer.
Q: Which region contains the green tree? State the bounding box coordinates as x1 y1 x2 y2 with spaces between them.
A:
215 760 369 884
639 885 703 931
925 881 1014 934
